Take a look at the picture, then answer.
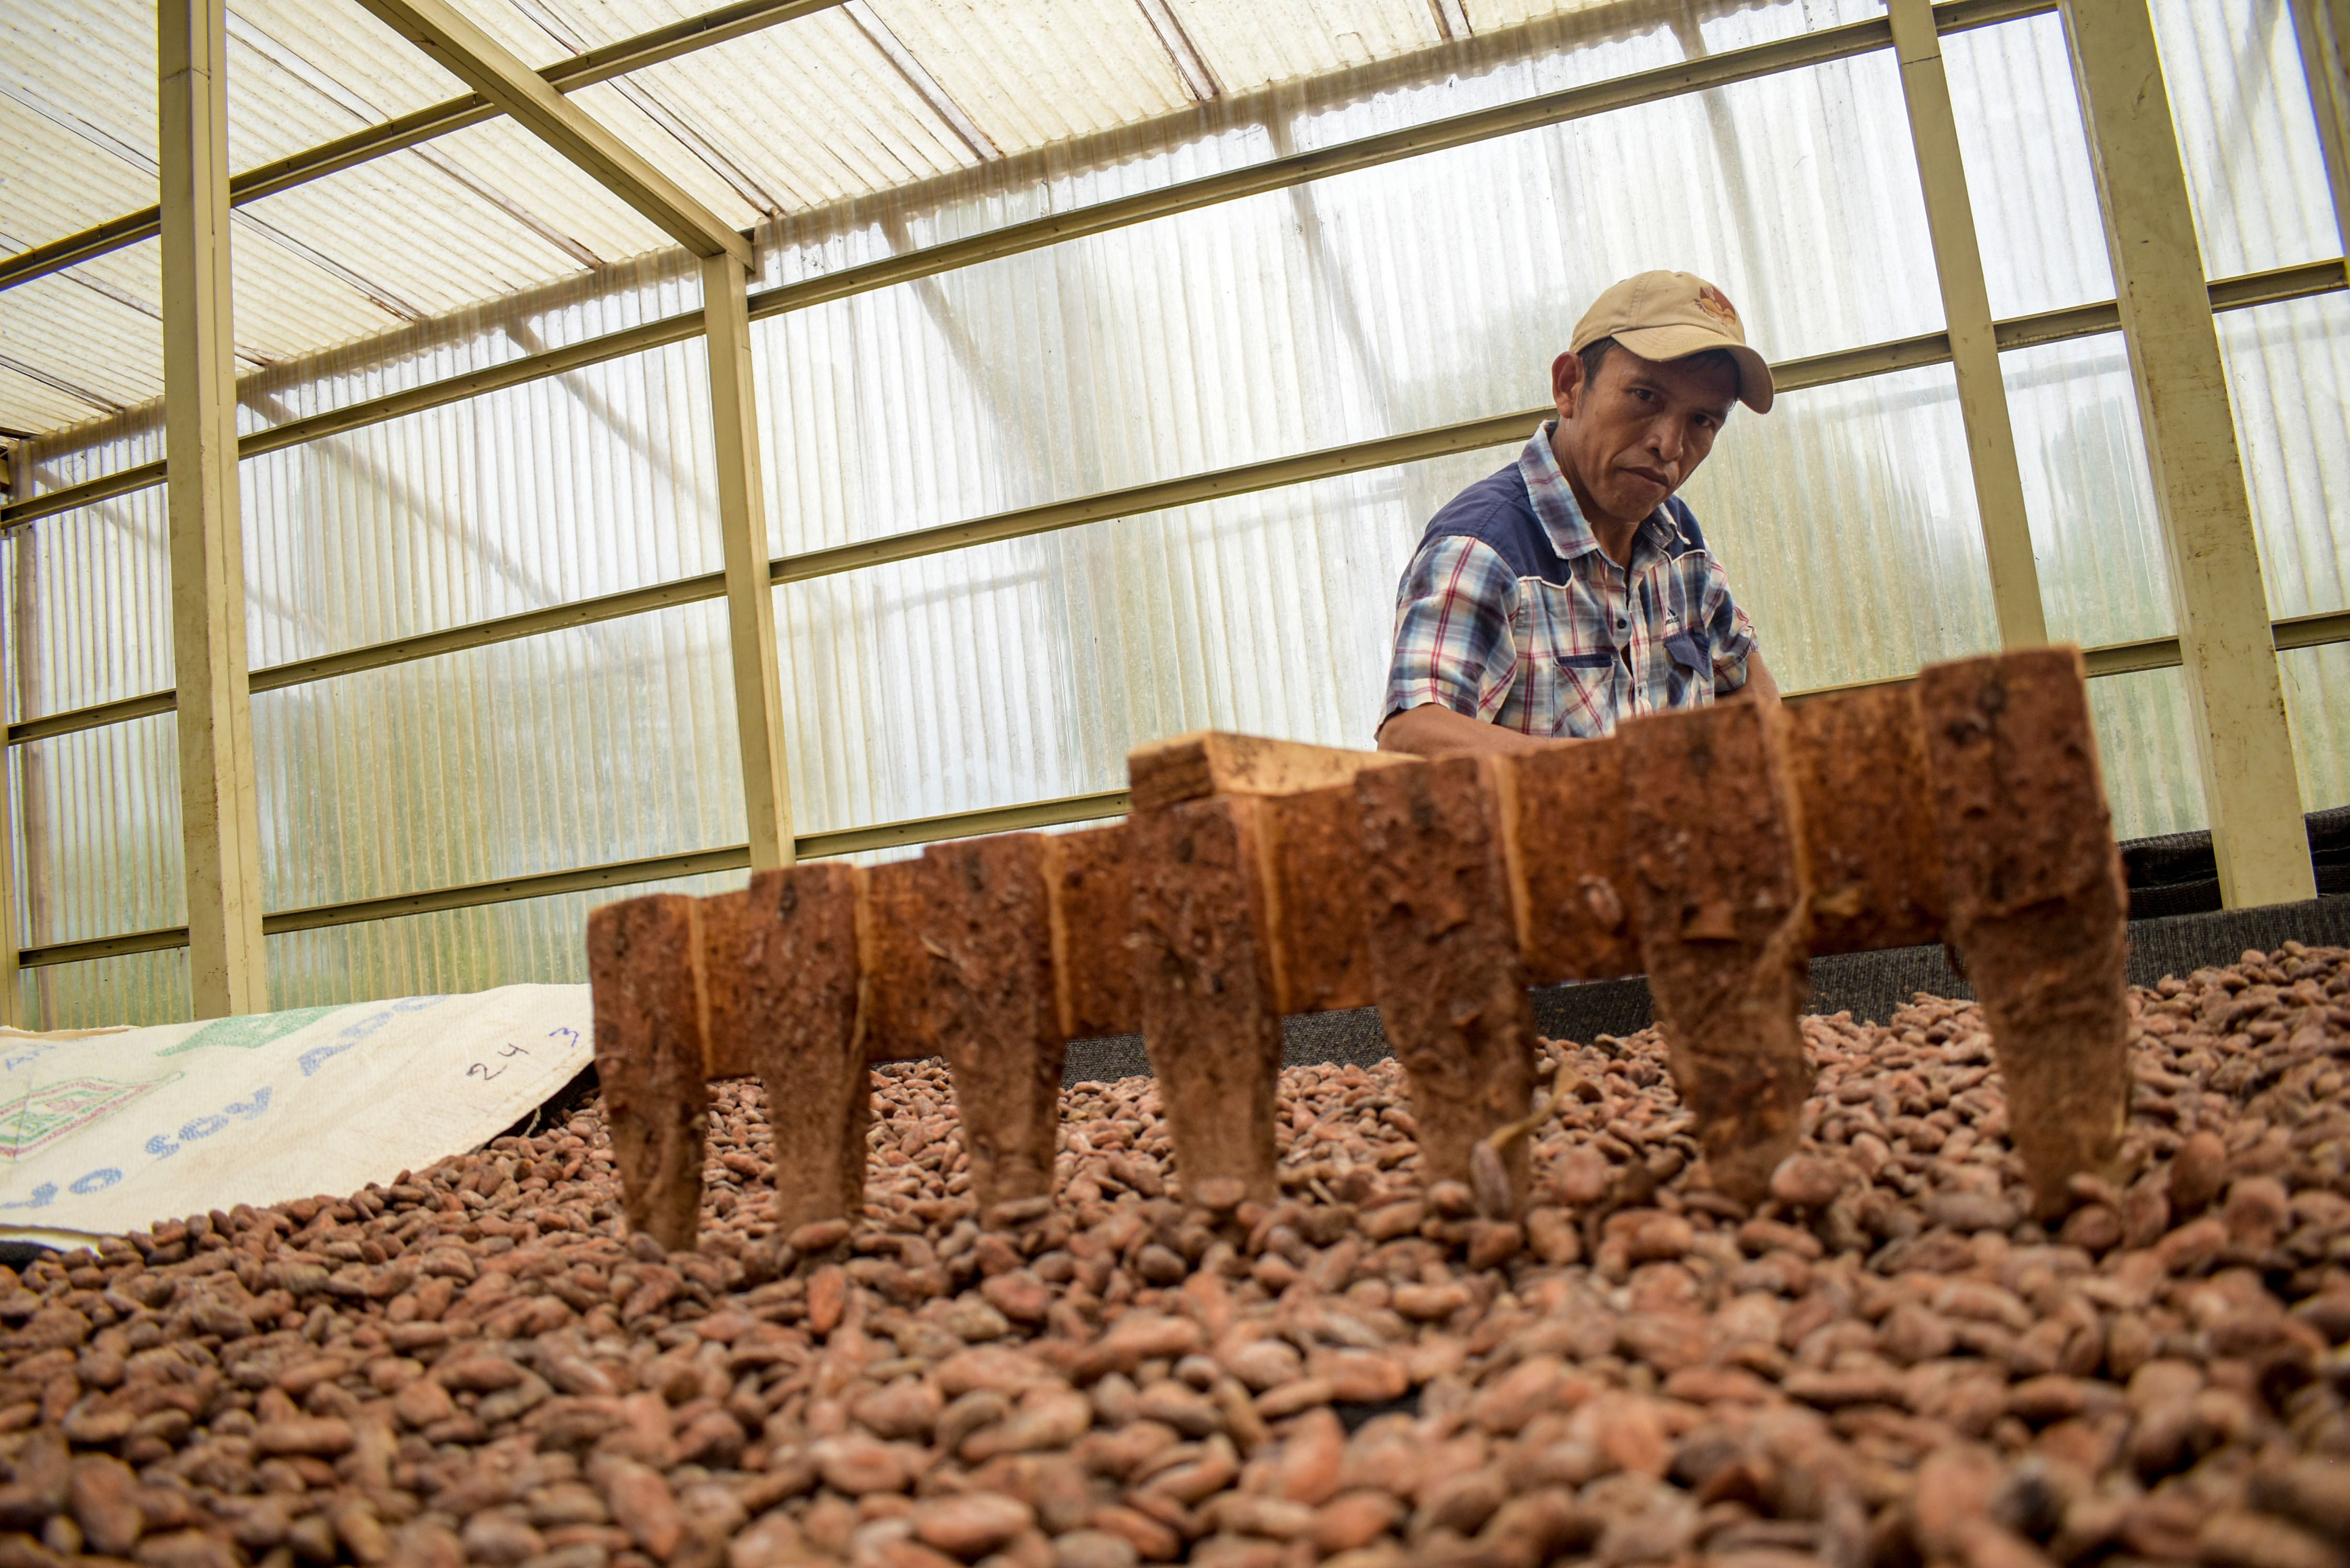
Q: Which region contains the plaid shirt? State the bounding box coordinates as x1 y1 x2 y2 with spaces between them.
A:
1383 423 1757 739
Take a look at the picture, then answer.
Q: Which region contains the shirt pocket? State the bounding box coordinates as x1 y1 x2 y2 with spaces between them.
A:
1537 650 1618 738
1662 631 1711 707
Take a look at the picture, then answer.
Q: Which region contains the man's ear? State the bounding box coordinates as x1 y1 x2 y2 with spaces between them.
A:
1552 349 1583 420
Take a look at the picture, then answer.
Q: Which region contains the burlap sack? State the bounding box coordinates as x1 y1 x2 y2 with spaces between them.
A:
0 984 592 1249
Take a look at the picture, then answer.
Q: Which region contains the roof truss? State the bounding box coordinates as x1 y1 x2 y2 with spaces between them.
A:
0 0 841 291
349 0 751 265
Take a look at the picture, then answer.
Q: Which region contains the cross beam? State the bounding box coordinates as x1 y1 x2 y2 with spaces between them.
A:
351 0 752 266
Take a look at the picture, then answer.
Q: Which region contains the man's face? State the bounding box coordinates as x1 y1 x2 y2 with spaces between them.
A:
1550 346 1740 529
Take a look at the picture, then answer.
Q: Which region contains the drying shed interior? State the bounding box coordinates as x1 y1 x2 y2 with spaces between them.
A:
3 4 2350 1568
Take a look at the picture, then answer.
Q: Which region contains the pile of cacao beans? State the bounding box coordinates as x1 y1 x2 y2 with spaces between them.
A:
3 943 2346 1568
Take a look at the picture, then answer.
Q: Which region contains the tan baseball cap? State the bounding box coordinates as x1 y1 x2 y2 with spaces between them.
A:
1570 270 1773 414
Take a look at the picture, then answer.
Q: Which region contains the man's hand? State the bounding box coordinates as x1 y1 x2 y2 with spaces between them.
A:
1382 650 1775 756
1377 703 1558 758
1736 649 1780 706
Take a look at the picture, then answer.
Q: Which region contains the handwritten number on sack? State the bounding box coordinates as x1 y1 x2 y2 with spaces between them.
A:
467 1039 533 1082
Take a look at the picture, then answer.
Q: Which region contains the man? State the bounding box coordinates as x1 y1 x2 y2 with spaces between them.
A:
1379 271 1779 756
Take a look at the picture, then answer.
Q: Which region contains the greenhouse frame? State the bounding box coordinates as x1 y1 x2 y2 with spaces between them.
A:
1 0 2345 1028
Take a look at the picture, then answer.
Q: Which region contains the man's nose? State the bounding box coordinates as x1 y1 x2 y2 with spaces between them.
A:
1647 420 1684 470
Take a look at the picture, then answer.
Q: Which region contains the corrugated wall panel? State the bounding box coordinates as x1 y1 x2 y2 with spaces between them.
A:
16 951 190 1035
1940 14 2114 321
239 264 719 668
8 474 174 717
2218 293 2350 620
251 599 744 916
2087 667 2209 840
774 347 1996 842
1946 7 2345 838
262 870 746 1012
755 48 1946 564
1999 333 2174 649
1688 363 1998 691
16 714 185 948
2150 0 2342 280
2280 643 2349 814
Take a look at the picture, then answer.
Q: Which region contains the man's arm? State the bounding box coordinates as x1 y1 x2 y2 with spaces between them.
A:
1705 565 1775 706
1378 702 1554 757
1380 534 1528 754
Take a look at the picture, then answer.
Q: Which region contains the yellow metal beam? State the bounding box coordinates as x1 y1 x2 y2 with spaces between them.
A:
2062 0 2315 909
8 505 47 1028
350 0 752 266
1888 0 2046 647
159 0 268 1015
703 253 795 869
0 447 20 1027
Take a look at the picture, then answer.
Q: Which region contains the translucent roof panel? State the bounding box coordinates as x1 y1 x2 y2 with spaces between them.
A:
238 145 615 312
614 10 989 209
219 9 668 293
278 113 680 293
0 363 105 436
862 0 1193 151
1170 0 1444 95
3 271 163 413
5 2 161 183
492 0 962 211
228 0 485 126
0 63 160 256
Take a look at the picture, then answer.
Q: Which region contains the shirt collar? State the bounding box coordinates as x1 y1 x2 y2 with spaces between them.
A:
1518 421 1684 567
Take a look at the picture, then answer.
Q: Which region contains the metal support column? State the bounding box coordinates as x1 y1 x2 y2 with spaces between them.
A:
160 0 269 1014
0 448 21 1030
11 487 51 1029
2061 0 2315 908
1888 0 2046 648
703 254 794 869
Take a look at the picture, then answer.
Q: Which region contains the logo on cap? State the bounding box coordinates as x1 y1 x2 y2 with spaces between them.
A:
1696 283 1740 330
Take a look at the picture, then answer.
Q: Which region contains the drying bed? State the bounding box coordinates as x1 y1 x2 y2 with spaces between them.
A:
2 945 2346 1568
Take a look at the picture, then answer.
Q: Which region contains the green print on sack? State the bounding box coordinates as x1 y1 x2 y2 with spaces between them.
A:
0 1074 175 1161
154 1005 342 1058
